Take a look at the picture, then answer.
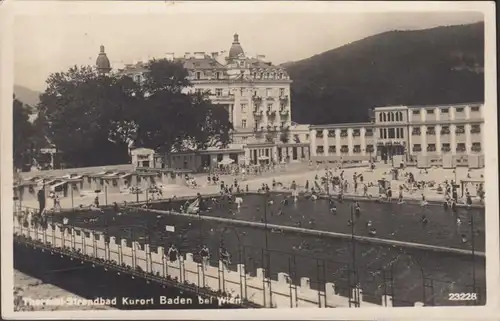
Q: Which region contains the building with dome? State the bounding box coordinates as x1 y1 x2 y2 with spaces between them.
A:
103 34 311 169
96 45 111 74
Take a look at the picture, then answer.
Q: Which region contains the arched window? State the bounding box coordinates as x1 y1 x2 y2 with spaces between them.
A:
398 112 403 121
379 113 383 122
390 112 394 122
395 112 399 121
383 113 387 122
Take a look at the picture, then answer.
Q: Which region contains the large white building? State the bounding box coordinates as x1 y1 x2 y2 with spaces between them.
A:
98 35 310 169
309 102 485 168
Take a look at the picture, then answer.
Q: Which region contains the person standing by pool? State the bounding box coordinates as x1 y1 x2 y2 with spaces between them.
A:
199 245 210 271
219 246 231 270
37 184 46 216
167 244 180 263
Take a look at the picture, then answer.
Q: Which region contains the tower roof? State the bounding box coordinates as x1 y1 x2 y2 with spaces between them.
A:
96 45 111 73
228 33 245 59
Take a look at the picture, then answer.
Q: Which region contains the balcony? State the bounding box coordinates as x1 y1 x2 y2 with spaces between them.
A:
440 130 450 135
426 130 436 135
252 95 263 102
340 131 348 138
279 109 289 117
266 110 276 117
456 147 466 152
212 94 235 102
471 145 482 152
253 110 263 117
340 147 349 154
455 129 465 135
441 146 451 152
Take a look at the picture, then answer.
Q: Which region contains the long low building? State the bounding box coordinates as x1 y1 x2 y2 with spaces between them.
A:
309 102 484 166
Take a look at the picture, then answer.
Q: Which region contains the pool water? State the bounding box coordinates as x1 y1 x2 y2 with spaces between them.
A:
50 205 486 307
148 193 485 251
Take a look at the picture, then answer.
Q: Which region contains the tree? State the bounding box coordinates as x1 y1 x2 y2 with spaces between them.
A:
38 66 140 167
13 96 35 170
134 59 233 154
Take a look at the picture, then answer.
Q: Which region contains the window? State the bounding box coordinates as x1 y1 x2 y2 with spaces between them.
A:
456 126 465 134
427 109 434 114
241 103 247 112
456 108 464 113
241 119 247 128
196 72 201 80
266 88 272 96
456 143 466 152
216 72 221 79
379 113 383 122
353 129 360 137
195 88 203 95
441 126 450 135
389 113 394 122
383 113 387 122
316 146 324 154
242 136 248 143
398 112 403 121
353 145 361 153
471 125 481 133
279 88 285 96
441 108 449 114
412 110 420 115
412 128 421 136
265 73 270 79
366 145 374 153
471 106 480 112
365 129 373 136
267 103 273 111
328 146 336 153
327 130 335 137
379 128 384 138
316 131 323 138
441 143 451 152
472 142 481 152
340 130 348 137
215 88 223 97
427 144 436 152
412 144 422 152
388 128 395 139
278 73 283 79
426 126 435 135
340 145 349 153
399 128 404 139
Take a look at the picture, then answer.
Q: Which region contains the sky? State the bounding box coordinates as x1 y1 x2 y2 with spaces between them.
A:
12 3 484 92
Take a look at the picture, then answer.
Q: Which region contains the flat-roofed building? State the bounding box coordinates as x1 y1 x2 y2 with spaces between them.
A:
309 102 484 167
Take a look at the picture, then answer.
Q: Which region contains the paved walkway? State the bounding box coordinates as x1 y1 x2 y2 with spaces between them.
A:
18 163 484 211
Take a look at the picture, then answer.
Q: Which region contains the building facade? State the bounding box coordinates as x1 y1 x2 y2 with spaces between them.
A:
310 102 484 166
103 34 310 167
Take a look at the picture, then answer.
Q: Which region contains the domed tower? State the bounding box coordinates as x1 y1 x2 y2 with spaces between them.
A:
96 45 111 74
228 33 245 59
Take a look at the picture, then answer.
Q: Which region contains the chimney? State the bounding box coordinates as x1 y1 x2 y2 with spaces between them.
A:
165 52 174 61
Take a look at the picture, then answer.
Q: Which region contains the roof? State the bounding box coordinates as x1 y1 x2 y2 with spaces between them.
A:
96 45 111 73
181 57 226 70
228 33 245 59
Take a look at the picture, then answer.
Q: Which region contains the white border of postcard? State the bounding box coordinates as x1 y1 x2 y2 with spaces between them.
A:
1 1 498 320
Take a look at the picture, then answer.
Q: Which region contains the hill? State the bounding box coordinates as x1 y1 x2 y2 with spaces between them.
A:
284 22 484 125
14 85 41 108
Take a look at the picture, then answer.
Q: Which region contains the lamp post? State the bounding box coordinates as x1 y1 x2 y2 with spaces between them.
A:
470 211 477 297
350 204 359 307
